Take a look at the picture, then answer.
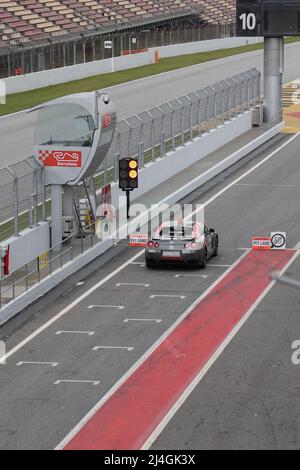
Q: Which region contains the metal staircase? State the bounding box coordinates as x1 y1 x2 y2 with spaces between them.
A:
74 177 98 236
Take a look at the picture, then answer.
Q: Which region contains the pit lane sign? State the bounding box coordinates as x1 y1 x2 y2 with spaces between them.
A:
252 237 272 250
252 232 286 250
129 234 148 247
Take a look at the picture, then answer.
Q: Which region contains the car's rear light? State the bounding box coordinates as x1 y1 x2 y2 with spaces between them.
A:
185 242 196 249
154 242 160 248
148 241 154 248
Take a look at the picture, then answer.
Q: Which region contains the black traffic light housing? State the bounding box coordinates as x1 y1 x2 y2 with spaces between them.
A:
119 158 138 190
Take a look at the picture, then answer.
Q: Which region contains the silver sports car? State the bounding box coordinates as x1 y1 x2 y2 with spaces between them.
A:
145 221 219 268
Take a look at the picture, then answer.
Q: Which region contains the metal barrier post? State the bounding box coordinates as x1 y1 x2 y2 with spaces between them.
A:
42 168 47 221
197 97 201 136
135 114 144 167
160 132 165 157
139 142 144 167
158 107 166 157
29 195 33 228
178 100 184 146
34 193 38 226
114 151 120 182
14 177 19 236
221 88 225 123
124 120 133 158
171 109 175 150
213 92 218 128
151 116 155 161
188 97 193 141
241 79 244 113
25 263 28 291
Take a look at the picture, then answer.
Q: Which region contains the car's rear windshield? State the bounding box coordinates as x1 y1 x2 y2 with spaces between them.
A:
154 225 194 240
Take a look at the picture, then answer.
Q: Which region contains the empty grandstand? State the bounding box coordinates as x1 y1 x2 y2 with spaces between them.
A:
0 1 236 77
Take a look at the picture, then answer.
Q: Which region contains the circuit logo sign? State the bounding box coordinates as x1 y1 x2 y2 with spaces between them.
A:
0 80 6 105
38 150 82 167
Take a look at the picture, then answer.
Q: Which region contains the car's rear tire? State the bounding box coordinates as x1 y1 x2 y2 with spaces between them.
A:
199 249 207 269
145 258 154 268
213 236 219 257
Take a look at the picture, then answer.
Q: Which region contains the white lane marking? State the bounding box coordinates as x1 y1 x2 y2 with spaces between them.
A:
1 250 143 364
76 282 85 286
150 294 186 299
235 183 300 188
56 249 250 449
123 318 162 323
130 262 145 266
55 331 95 336
88 304 125 310
142 248 300 449
208 264 231 267
92 346 135 352
116 282 150 287
16 361 58 367
174 274 208 278
54 380 100 386
5 133 300 365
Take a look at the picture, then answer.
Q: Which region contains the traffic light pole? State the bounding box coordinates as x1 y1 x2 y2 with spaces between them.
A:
126 189 130 220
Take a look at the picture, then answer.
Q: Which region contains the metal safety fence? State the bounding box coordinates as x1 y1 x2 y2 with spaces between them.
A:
0 68 262 243
101 67 262 180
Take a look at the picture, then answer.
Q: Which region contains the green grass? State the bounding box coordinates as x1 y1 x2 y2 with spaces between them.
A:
1 36 300 117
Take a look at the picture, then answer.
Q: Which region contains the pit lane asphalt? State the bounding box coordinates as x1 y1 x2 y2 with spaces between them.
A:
1 132 300 449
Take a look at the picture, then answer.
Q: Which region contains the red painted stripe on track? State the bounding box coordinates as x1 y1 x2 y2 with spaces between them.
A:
64 250 295 450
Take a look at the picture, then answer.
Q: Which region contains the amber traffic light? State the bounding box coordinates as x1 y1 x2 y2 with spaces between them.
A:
119 158 138 190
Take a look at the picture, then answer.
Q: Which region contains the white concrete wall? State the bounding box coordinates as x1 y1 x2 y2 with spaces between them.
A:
5 221 50 273
3 49 154 95
150 36 262 59
3 37 262 96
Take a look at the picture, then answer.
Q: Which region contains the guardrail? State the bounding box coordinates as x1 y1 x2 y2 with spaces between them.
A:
0 68 262 242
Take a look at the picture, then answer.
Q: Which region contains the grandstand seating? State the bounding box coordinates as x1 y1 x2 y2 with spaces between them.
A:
0 0 236 44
